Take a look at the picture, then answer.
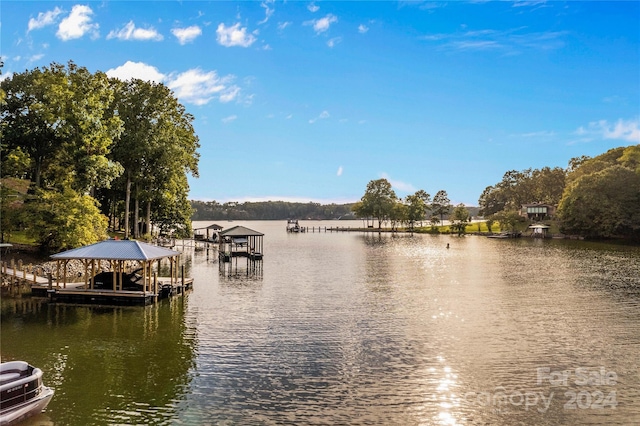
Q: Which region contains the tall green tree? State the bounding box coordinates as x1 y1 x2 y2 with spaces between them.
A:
449 203 470 236
558 165 640 238
478 185 507 217
25 187 109 252
479 167 567 217
354 179 397 229
432 190 451 224
389 201 408 231
494 210 521 232
1 62 122 249
530 167 565 206
405 192 428 229
1 61 123 192
104 78 199 238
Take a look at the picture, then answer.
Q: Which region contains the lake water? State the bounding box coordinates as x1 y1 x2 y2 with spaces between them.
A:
2 220 640 425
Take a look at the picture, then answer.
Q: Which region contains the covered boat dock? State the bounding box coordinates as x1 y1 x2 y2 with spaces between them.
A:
32 239 192 305
218 225 264 262
194 223 224 242
218 226 264 277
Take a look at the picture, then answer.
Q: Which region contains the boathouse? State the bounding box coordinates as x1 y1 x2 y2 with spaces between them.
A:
218 226 264 262
528 224 551 238
194 224 224 242
39 239 191 305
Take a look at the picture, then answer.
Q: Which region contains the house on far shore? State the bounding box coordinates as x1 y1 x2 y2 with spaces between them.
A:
520 203 556 221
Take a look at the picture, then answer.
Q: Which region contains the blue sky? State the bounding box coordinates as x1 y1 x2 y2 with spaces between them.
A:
2 1 639 205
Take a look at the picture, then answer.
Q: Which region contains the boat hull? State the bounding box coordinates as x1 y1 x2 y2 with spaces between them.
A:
1 361 54 426
0 386 53 426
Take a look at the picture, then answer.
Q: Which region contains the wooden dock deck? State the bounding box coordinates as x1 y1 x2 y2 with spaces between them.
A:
26 277 194 305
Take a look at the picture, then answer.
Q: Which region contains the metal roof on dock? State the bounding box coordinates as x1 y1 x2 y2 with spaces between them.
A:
194 224 224 231
219 226 264 237
50 239 181 261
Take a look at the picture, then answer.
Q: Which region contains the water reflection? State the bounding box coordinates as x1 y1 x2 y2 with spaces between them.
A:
2 221 640 424
1 298 196 425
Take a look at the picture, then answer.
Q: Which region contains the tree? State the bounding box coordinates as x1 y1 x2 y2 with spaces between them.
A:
478 185 507 217
414 189 431 225
405 191 428 229
103 78 200 238
617 145 640 174
432 190 451 224
494 210 521 232
25 188 109 252
485 218 496 234
449 203 470 236
557 165 640 238
0 62 123 193
389 201 408 231
354 179 397 229
479 167 567 218
429 215 440 230
530 167 565 206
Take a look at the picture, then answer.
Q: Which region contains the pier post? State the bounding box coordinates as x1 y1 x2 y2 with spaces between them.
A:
153 272 158 303
181 265 185 293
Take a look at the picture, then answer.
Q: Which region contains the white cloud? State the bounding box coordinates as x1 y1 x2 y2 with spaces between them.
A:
219 86 240 103
258 1 275 25
509 130 556 138
0 72 13 83
422 27 567 54
107 21 163 41
358 24 369 34
380 173 416 193
512 0 548 7
107 62 243 106
172 25 202 44
278 21 291 31
305 14 338 34
575 118 640 143
57 5 99 41
222 115 238 124
216 23 257 47
337 166 343 177
308 2 320 13
28 54 45 64
309 110 330 124
28 7 63 32
106 61 166 83
167 68 240 105
599 119 640 143
327 37 342 48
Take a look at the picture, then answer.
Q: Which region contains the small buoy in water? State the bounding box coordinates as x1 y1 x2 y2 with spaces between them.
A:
446 243 450 249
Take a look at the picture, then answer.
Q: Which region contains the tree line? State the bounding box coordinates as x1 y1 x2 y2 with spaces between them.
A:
350 180 475 235
478 145 640 239
1 61 200 251
191 200 356 221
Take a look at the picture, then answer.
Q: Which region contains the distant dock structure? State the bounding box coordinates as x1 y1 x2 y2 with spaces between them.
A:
25 239 192 305
218 226 264 277
194 223 224 243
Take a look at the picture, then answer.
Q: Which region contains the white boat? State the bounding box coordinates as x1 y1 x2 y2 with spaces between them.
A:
0 361 54 426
